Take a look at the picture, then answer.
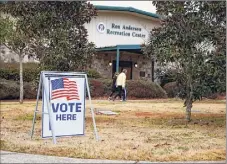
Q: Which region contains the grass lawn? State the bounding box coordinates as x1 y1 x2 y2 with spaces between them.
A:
0 99 226 161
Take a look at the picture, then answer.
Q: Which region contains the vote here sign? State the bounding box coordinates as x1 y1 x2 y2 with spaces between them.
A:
42 76 85 138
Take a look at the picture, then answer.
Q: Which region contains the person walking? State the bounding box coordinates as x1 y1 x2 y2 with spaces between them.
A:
113 69 127 101
108 72 119 100
122 87 127 101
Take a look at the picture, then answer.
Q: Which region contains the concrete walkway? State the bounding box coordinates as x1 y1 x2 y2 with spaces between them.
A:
0 151 226 164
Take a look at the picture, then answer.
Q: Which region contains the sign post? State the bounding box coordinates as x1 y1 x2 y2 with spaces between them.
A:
31 71 99 144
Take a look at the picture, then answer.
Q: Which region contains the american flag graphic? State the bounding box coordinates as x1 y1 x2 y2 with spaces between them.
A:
51 78 80 100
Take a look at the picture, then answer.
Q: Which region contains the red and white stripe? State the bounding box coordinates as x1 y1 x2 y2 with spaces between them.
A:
52 78 80 100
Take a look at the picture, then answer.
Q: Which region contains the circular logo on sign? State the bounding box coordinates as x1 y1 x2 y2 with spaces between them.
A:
97 22 105 33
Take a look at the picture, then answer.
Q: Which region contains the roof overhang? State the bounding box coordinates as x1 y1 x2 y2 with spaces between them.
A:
95 5 160 20
96 44 143 54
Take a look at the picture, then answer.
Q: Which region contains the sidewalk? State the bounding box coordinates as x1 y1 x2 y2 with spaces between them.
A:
0 151 226 164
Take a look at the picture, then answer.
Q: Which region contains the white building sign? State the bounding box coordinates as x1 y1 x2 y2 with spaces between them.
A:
97 22 146 38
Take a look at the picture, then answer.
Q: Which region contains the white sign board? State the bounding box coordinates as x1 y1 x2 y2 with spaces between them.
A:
42 76 86 138
31 71 99 144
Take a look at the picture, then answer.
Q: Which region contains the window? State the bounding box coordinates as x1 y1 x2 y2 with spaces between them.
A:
140 71 145 77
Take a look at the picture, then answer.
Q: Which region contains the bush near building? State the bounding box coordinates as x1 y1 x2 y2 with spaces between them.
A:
0 62 40 82
0 67 40 82
1 65 224 100
163 81 179 98
0 78 167 100
127 80 167 98
89 78 167 99
86 69 102 79
0 64 101 82
163 81 226 100
0 78 37 100
0 64 167 99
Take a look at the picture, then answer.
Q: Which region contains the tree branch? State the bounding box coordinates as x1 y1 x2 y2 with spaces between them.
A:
2 43 19 55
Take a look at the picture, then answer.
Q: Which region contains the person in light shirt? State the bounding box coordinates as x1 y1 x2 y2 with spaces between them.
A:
112 69 127 101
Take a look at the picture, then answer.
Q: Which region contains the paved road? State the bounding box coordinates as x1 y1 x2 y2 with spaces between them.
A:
0 151 226 164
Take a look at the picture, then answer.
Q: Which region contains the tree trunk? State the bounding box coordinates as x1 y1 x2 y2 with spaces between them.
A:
185 98 192 122
19 53 24 104
185 74 193 122
151 59 154 82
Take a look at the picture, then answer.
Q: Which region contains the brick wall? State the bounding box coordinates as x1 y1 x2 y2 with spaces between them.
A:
92 51 154 80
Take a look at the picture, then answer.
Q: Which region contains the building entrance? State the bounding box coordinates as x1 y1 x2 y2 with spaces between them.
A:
112 60 132 80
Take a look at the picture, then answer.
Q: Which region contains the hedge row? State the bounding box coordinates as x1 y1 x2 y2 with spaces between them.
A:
0 78 167 100
0 78 37 99
89 79 167 98
0 67 101 82
163 81 226 99
0 68 40 82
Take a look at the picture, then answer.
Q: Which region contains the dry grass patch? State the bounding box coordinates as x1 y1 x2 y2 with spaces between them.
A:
0 99 226 161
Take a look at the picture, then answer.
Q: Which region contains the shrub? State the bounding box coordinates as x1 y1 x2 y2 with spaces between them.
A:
100 78 112 95
88 79 167 99
0 63 102 85
163 81 227 99
0 68 20 81
127 80 167 98
0 78 38 100
208 92 226 100
0 61 39 69
158 69 177 87
23 82 38 99
163 81 179 98
23 68 40 82
0 62 40 82
1 78 167 100
86 69 101 79
89 79 105 97
0 78 20 99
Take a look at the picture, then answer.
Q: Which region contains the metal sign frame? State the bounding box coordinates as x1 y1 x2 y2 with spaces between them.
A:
30 71 99 144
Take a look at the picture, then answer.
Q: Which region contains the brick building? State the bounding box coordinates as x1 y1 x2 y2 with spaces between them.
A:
85 5 161 80
1 5 161 81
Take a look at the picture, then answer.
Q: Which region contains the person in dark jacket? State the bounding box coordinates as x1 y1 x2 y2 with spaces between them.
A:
108 72 119 100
